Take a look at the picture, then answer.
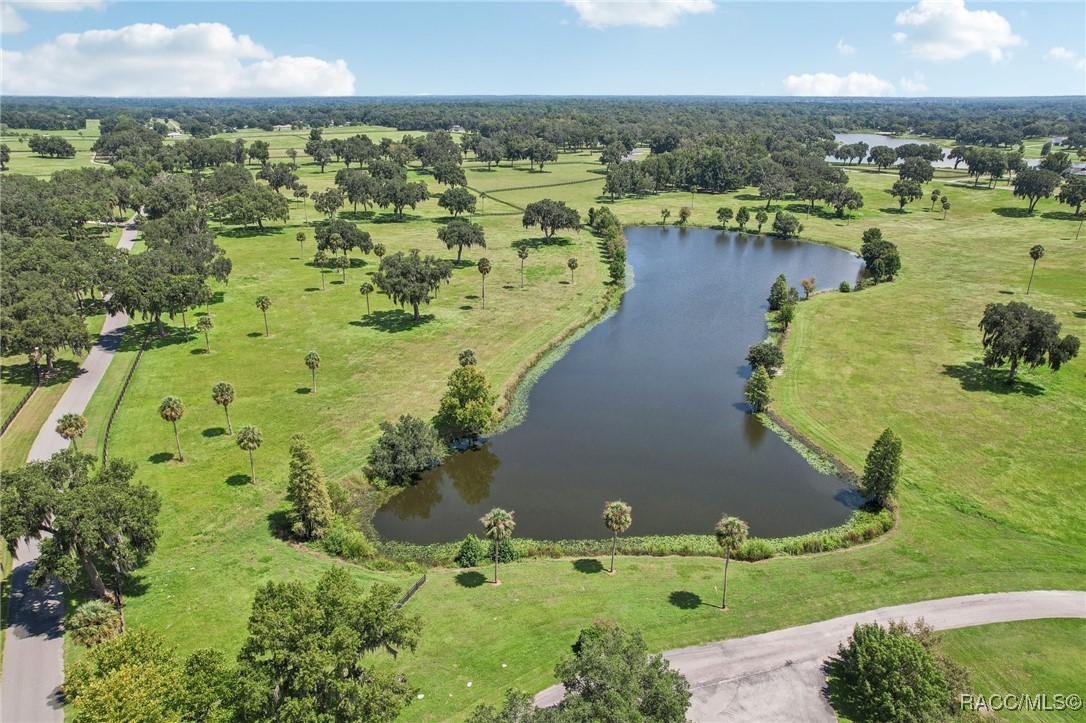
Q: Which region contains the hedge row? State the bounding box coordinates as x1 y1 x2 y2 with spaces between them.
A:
375 506 893 567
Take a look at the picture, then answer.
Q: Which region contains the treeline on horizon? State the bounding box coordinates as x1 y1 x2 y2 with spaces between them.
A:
2 96 1084 148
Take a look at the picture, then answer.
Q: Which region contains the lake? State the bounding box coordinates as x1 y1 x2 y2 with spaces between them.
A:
374 227 865 544
831 133 1039 169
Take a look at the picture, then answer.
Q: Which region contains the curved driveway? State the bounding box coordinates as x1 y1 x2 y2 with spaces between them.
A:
535 590 1086 722
1 221 138 723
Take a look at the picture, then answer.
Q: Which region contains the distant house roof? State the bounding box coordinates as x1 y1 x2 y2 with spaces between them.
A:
449 125 465 133
273 124 292 130
166 131 183 137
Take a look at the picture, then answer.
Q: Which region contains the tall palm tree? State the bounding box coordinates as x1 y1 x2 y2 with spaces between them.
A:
197 315 213 353
359 282 374 316
56 412 87 450
1026 244 1045 295
335 254 350 282
314 250 329 291
211 382 235 434
236 425 263 484
714 514 749 610
255 295 271 336
602 500 632 574
517 247 529 288
480 507 515 585
477 257 491 309
293 184 309 225
567 257 578 284
305 351 321 393
296 231 306 260
159 396 186 461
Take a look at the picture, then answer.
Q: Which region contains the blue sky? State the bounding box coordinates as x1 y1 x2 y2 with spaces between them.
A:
2 1 1084 96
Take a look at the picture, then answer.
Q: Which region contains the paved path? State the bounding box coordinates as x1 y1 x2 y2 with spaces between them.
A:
535 590 1086 722
1 221 138 723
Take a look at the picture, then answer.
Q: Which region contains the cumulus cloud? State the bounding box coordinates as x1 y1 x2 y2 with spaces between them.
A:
899 73 928 94
836 38 855 56
893 0 1022 62
2 5 30 33
783 72 895 97
2 0 103 34
1046 46 1086 72
565 0 715 28
0 22 356 96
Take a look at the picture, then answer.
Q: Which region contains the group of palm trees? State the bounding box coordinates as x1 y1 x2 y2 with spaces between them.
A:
156 387 262 483
479 501 751 610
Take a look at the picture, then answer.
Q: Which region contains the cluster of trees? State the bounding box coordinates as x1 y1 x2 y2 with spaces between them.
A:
366 351 498 488
587 206 626 284
28 134 77 158
860 228 902 282
62 566 423 723
978 301 1080 385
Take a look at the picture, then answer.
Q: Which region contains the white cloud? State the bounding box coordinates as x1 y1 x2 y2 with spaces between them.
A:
836 38 855 56
565 0 715 29
2 5 29 33
1046 46 1086 72
783 72 895 97
2 0 103 34
0 22 356 96
893 0 1022 62
899 72 928 94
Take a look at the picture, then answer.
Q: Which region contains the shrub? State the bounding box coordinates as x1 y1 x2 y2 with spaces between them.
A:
838 281 851 293
454 534 487 567
68 599 121 647
854 277 874 291
320 525 375 561
735 538 775 561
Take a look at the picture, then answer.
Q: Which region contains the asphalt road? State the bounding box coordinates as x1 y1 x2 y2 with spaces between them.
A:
534 590 1086 722
1 222 137 723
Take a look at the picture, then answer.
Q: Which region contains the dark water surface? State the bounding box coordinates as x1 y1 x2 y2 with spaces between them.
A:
374 227 865 543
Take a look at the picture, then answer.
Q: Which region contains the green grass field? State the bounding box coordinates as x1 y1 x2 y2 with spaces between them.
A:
16 133 1080 720
941 619 1086 722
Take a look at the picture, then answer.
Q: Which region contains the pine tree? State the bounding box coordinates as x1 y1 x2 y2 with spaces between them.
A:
286 435 334 540
861 428 902 507
767 274 788 311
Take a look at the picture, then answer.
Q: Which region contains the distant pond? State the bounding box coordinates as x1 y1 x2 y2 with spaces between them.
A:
374 227 865 544
830 133 1040 169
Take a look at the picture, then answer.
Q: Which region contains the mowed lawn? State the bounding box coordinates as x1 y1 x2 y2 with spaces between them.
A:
58 139 1086 720
940 619 1086 722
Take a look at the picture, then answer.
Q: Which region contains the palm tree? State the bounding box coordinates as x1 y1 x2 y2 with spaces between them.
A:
477 257 491 309
56 412 87 450
567 257 578 284
517 247 529 288
930 188 942 210
293 184 309 225
480 507 515 585
255 295 271 336
158 396 186 461
211 382 235 434
1026 244 1045 295
602 500 632 574
660 208 671 224
314 250 329 290
941 198 951 220
197 315 213 353
714 514 749 610
359 282 374 316
296 231 306 260
335 254 349 282
236 425 263 484
373 243 386 260
305 351 320 393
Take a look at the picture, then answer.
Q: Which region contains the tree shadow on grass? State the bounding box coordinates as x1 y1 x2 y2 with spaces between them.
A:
512 236 572 250
121 572 151 602
878 207 907 215
992 207 1033 219
148 452 173 464
1040 210 1081 222
0 358 80 389
202 427 226 438
267 509 291 539
668 591 705 610
304 287 321 292
350 310 434 333
218 226 283 239
189 348 210 355
247 332 264 338
572 558 604 574
941 362 1044 396
371 213 423 225
295 387 312 395
734 193 762 202
226 474 251 486
455 571 487 588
